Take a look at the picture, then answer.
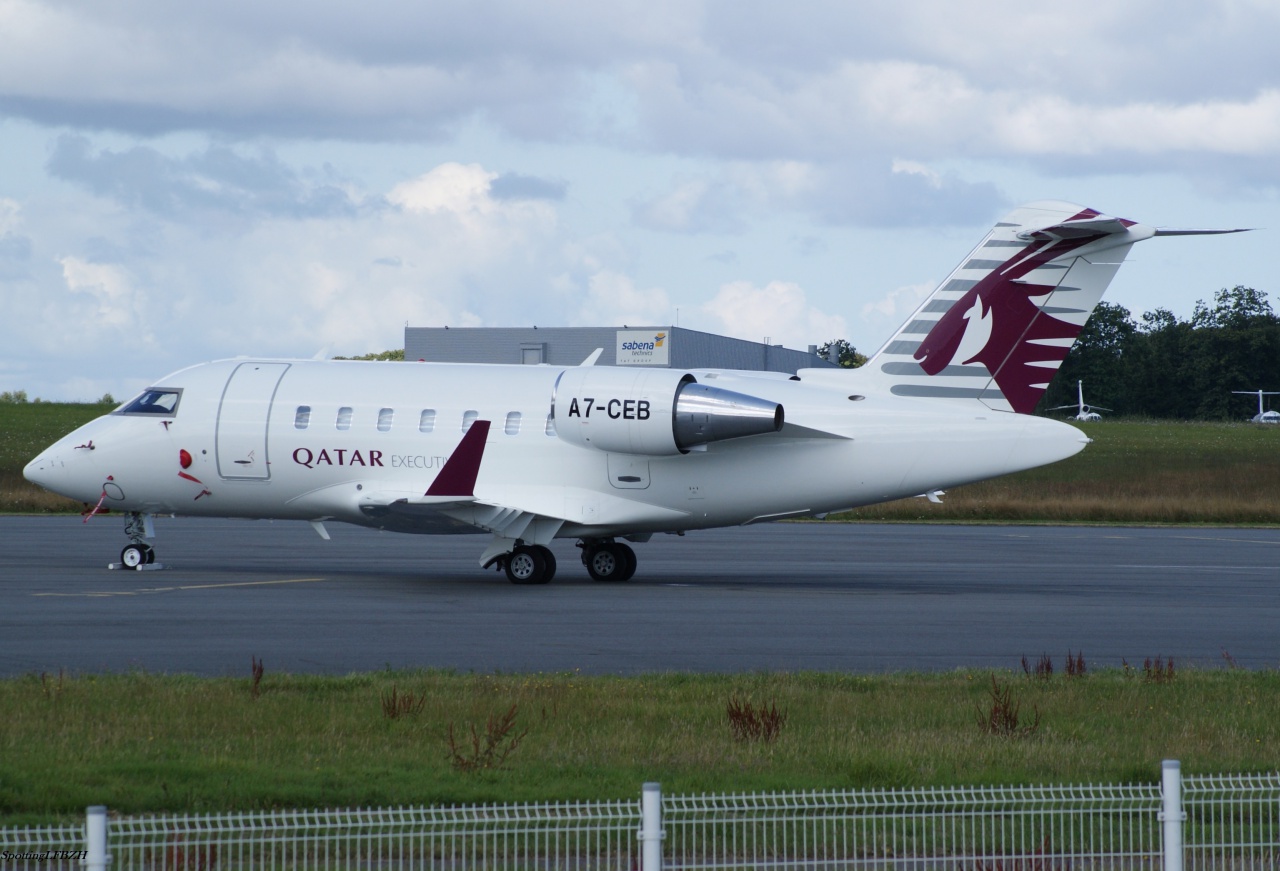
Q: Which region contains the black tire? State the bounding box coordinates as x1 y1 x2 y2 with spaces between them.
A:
505 545 547 585
614 542 637 581
532 545 557 584
586 545 624 582
121 544 148 569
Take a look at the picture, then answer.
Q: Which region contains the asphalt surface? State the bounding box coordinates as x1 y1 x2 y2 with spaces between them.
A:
2 515 1278 676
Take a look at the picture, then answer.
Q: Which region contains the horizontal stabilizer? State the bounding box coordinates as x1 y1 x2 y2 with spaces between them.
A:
1017 214 1135 240
1154 228 1252 236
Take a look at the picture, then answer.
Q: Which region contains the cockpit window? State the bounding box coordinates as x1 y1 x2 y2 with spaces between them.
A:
119 388 182 416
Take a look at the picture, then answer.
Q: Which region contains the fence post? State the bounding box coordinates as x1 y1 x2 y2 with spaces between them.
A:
85 805 110 870
640 782 663 871
1161 760 1185 871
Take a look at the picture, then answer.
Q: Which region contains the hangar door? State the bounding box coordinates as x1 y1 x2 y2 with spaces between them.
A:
216 362 290 479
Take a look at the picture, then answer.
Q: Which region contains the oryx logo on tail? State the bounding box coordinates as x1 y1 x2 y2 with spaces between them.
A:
913 226 1103 414
867 202 1156 414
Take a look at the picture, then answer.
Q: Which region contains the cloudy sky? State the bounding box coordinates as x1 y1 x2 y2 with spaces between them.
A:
1 0 1276 401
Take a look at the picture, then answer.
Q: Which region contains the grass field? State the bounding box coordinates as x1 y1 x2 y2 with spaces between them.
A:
0 402 111 513
837 419 1280 524
2 409 1278 825
1 666 1276 824
4 405 1278 523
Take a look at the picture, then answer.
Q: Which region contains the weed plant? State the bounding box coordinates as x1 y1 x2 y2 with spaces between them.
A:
0 667 1277 825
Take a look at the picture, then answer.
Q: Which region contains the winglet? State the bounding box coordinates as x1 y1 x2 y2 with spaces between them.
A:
581 348 604 366
425 420 490 497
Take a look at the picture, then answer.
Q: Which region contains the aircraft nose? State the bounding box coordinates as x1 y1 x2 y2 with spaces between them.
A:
23 449 65 491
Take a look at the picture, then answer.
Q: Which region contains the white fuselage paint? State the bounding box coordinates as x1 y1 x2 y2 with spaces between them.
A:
25 357 1087 540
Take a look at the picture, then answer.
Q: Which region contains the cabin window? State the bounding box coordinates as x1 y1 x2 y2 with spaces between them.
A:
294 406 311 430
419 409 436 433
377 408 394 432
462 410 478 432
119 388 182 416
336 407 353 431
544 414 556 436
504 411 522 435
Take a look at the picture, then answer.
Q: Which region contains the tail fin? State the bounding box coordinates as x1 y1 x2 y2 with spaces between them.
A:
867 201 1152 414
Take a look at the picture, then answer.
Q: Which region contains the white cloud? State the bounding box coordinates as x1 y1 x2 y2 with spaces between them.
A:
891 159 943 188
56 256 152 342
861 281 933 320
2 0 1278 400
0 197 21 233
632 179 718 233
388 163 497 215
573 270 672 326
993 90 1280 158
701 280 848 349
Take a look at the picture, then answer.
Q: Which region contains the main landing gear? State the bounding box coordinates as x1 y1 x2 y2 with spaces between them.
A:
496 539 638 584
502 544 557 585
111 512 162 571
579 539 637 583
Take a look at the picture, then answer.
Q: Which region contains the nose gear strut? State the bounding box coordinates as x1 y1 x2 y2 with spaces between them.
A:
110 511 164 571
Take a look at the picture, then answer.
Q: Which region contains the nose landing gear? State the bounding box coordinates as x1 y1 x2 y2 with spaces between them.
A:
110 512 164 571
120 542 155 568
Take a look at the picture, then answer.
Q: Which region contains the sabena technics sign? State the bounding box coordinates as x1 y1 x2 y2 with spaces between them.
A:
616 329 670 365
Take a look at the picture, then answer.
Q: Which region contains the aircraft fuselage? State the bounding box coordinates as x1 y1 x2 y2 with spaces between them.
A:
26 357 1085 545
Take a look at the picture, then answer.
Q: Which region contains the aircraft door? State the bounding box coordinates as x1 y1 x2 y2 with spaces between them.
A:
216 362 290 479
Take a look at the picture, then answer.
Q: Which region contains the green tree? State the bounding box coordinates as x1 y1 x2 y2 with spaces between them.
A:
1191 286 1276 330
0 390 29 403
1186 288 1280 419
333 349 405 361
816 340 867 368
1039 302 1136 414
1125 308 1198 419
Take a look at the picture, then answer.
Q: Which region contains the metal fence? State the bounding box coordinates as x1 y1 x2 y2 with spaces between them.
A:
2 762 1276 870
1185 773 1280 870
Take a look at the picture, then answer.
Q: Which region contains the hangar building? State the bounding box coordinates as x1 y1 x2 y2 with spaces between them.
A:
403 326 837 374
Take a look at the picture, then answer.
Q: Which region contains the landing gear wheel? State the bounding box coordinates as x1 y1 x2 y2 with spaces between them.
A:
585 542 636 582
120 543 154 569
532 545 556 584
504 545 556 585
615 542 637 582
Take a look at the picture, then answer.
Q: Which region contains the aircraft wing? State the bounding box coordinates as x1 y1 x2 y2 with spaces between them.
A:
355 417 689 540
355 420 492 533
362 484 691 538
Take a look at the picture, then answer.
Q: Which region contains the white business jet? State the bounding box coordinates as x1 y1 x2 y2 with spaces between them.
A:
1050 380 1111 421
1232 389 1280 423
24 202 1245 584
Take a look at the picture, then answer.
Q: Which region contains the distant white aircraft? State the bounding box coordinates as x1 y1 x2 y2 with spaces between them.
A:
24 202 1246 584
1050 380 1111 421
1232 389 1280 423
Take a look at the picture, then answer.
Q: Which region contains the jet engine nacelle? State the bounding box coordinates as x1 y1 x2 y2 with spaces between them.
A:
553 367 784 456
